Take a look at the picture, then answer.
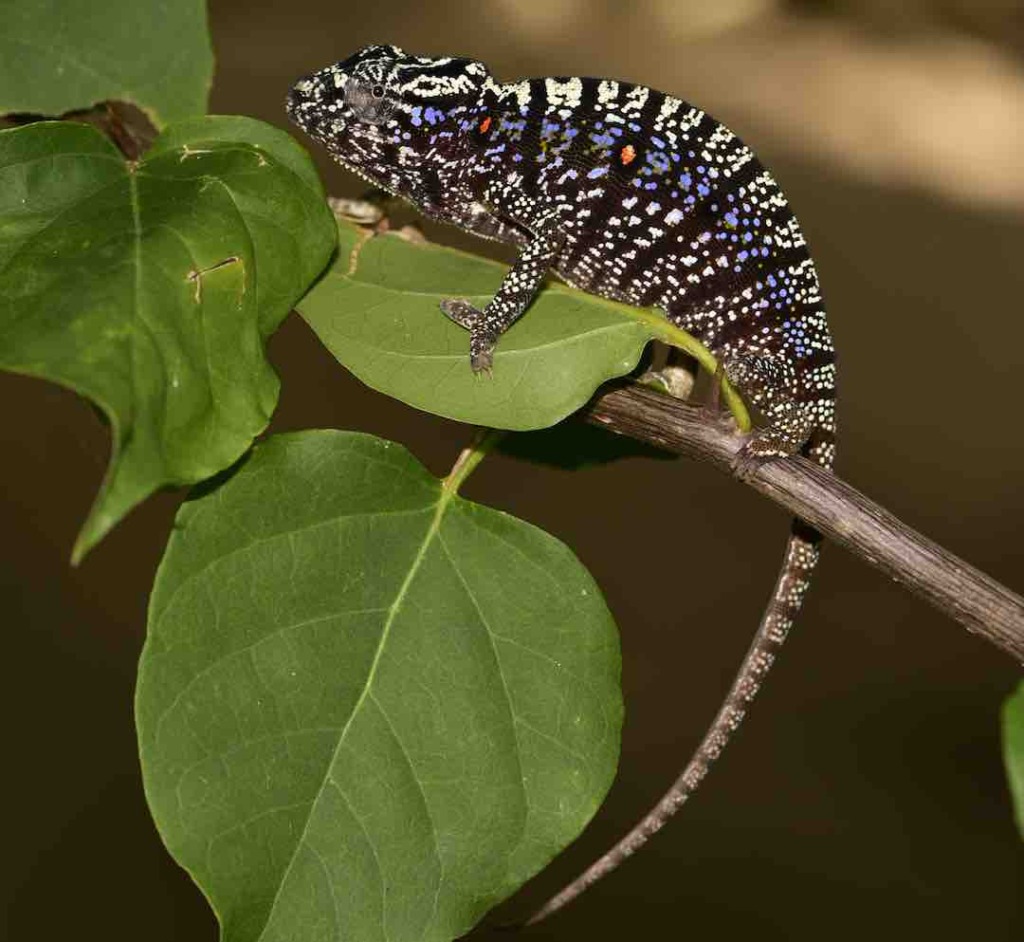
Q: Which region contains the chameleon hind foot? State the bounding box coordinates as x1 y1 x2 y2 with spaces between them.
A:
439 298 496 373
731 428 797 482
731 444 772 483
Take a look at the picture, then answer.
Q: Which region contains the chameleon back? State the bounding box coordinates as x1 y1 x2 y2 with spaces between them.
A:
463 76 837 469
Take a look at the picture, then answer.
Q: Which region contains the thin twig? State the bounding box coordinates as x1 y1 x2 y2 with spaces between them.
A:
579 382 1024 663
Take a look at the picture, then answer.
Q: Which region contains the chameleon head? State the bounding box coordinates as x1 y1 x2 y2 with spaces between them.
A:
287 44 492 195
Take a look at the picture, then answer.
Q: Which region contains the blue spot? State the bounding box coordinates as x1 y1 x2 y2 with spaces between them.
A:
697 183 710 197
411 106 423 126
697 165 706 173
766 274 777 287
610 126 623 137
588 165 609 179
424 107 444 125
679 173 692 189
629 121 641 132
651 135 666 148
565 126 579 139
647 152 670 173
724 211 738 227
644 181 657 190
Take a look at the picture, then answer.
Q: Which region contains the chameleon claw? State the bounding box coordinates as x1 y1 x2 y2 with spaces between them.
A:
470 335 495 374
731 437 791 483
731 448 765 483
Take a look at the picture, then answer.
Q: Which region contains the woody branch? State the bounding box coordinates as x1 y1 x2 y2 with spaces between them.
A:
580 382 1024 662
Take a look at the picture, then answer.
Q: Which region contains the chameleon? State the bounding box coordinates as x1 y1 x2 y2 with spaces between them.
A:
287 45 837 923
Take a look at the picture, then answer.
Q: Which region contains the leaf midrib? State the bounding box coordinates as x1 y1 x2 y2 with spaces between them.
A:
255 484 458 941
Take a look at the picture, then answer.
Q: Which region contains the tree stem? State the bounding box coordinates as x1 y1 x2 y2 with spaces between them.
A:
444 427 507 495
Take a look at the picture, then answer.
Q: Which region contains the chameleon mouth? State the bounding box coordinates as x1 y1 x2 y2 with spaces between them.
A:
285 81 317 129
286 76 343 139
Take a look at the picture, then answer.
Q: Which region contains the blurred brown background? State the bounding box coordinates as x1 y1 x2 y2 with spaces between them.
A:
2 0 1023 938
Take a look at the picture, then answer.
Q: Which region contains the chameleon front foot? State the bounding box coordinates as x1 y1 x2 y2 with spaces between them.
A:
468 331 496 374
440 297 496 374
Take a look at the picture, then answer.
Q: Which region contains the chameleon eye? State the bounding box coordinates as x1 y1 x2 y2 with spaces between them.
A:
371 84 385 99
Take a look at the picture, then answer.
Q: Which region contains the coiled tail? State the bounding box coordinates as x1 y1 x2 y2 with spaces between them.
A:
525 519 823 926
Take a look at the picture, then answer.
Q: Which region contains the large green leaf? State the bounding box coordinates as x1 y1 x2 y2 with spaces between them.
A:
1002 681 1024 838
0 118 336 560
137 430 622 942
0 0 212 126
298 220 748 432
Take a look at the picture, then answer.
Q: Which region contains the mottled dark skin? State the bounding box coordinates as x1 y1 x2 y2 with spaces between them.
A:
288 45 836 922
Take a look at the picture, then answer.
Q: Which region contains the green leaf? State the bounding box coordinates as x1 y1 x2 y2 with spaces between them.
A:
1002 681 1024 838
0 0 213 127
0 118 336 560
137 429 622 942
297 219 749 432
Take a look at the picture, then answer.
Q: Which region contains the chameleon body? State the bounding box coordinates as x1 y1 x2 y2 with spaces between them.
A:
288 46 836 921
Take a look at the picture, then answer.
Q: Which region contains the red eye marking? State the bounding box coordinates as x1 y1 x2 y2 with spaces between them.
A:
479 115 492 133
620 144 637 165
